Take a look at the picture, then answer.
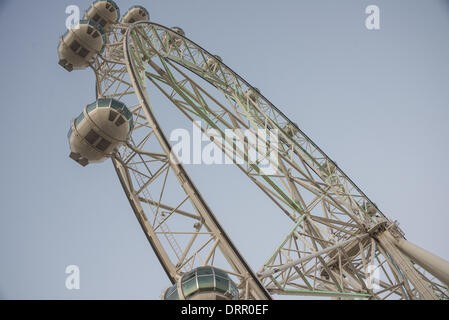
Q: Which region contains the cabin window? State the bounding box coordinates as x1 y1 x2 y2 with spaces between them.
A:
87 26 93 35
197 267 213 276
109 7 115 12
70 41 81 52
109 110 118 121
105 3 111 9
75 112 84 127
164 285 179 300
181 277 198 299
215 276 229 293
128 18 135 23
86 103 96 113
98 99 110 108
78 47 89 58
85 129 100 145
93 14 100 22
110 99 122 110
198 275 215 291
182 270 196 282
214 268 228 278
122 108 132 120
229 283 238 299
115 116 125 127
99 19 107 27
96 138 111 151
92 31 99 39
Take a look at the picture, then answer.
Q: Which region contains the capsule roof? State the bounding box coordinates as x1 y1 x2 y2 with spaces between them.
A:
87 0 121 21
124 5 149 18
171 26 185 36
164 266 239 300
92 98 133 121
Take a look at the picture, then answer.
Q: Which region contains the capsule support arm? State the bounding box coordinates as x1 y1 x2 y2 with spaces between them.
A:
394 238 449 287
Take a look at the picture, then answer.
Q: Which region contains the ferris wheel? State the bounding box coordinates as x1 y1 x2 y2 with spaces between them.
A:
58 1 449 300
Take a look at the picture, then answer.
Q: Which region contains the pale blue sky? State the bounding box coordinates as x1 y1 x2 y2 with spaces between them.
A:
0 0 448 299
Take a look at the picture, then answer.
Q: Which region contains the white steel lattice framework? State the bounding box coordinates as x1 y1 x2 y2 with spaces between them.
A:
76 18 448 300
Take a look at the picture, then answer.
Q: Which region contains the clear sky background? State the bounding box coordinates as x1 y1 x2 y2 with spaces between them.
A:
0 0 448 299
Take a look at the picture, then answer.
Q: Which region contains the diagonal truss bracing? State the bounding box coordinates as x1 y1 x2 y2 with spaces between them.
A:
87 22 271 300
121 22 448 300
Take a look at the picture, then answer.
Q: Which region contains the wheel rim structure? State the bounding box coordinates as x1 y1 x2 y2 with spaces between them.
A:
72 16 448 300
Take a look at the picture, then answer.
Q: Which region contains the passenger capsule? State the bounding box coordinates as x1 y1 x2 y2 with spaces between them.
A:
246 87 260 102
121 5 149 23
163 266 239 300
202 55 222 73
321 160 337 176
85 0 120 30
362 201 378 217
284 122 299 137
67 98 133 166
163 26 185 51
171 26 185 36
58 20 106 72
